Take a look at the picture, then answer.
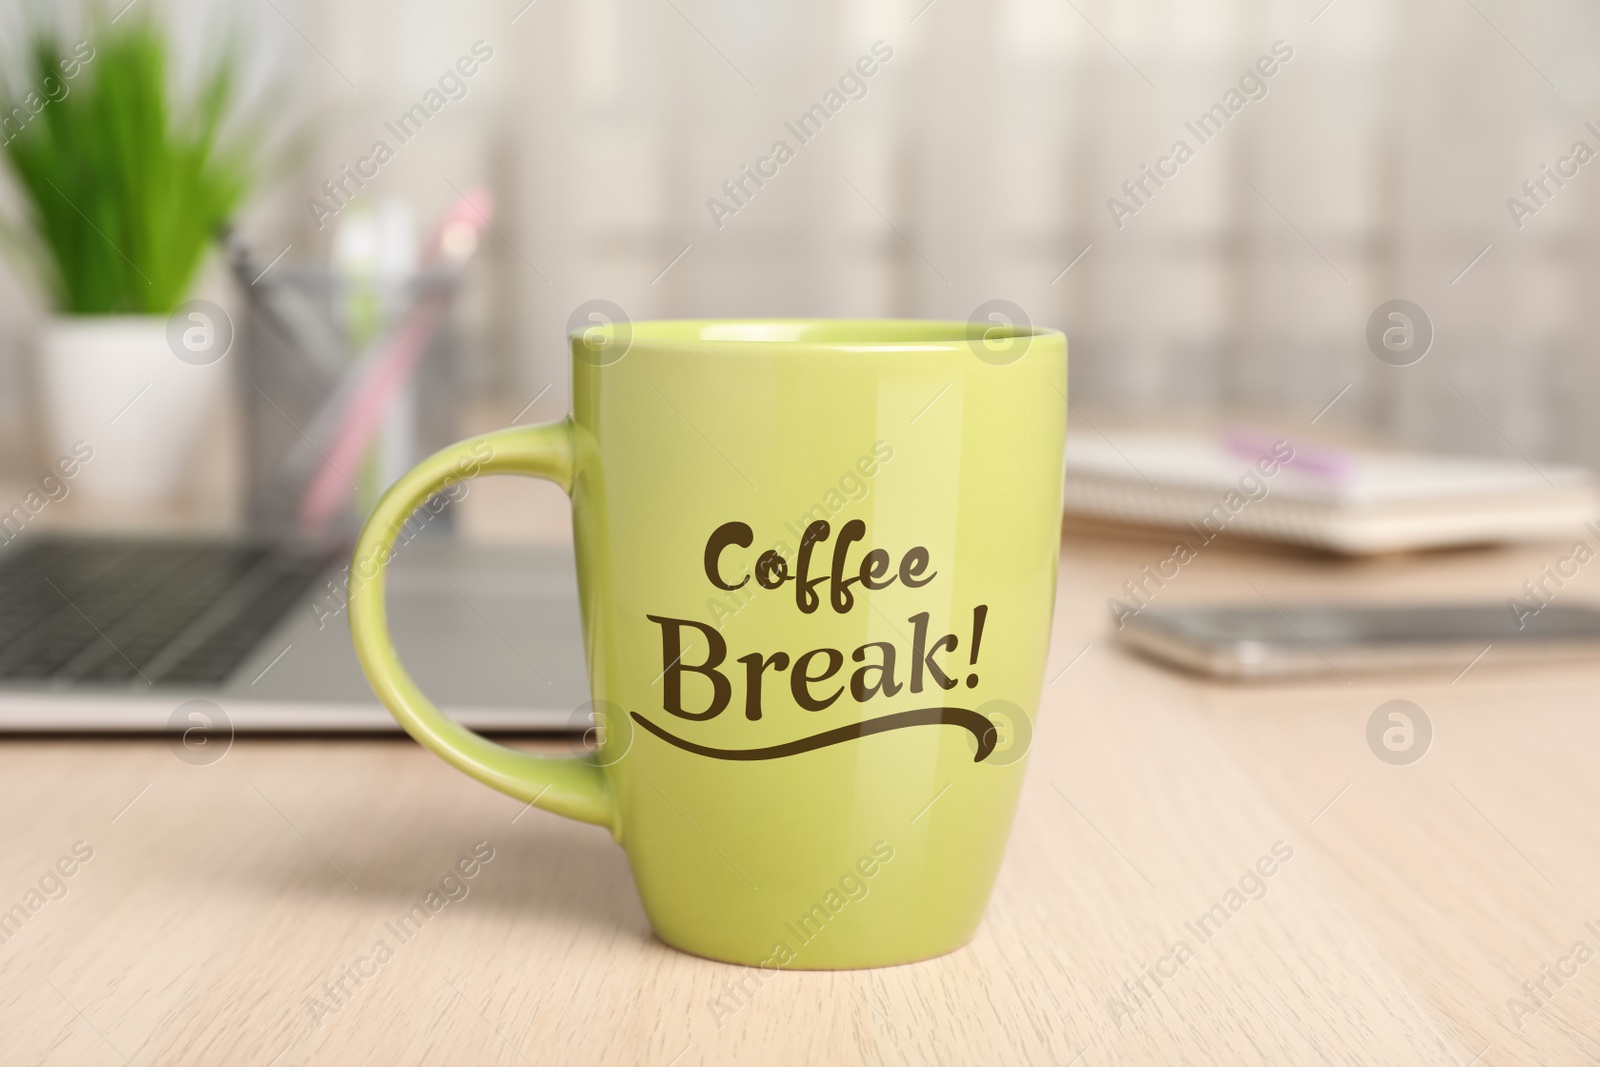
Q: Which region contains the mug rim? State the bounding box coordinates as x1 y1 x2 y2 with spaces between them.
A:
569 317 1064 353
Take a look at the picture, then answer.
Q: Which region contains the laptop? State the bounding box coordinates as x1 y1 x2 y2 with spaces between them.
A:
0 532 590 732
0 236 588 735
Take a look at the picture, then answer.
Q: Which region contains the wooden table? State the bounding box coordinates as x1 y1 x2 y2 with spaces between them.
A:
3 529 1598 1066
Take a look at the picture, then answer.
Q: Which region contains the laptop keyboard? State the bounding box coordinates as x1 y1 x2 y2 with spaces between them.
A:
0 538 339 686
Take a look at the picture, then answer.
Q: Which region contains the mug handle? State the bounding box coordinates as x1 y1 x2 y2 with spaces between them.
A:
348 420 615 832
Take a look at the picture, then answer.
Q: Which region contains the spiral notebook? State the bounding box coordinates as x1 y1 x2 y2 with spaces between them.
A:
1063 428 1600 555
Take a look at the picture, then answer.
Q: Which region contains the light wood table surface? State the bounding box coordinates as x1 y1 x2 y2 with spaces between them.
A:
2 529 1598 1066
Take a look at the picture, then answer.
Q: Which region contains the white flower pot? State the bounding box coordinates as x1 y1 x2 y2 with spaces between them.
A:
39 315 230 503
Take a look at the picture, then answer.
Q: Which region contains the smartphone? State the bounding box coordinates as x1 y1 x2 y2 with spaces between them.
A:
1115 602 1600 679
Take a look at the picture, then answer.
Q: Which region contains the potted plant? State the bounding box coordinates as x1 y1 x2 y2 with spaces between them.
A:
1 15 259 502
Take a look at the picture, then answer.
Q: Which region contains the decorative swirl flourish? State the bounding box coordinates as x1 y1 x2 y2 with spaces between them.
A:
629 707 998 762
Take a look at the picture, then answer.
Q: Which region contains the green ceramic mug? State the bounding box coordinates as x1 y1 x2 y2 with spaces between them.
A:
350 319 1066 968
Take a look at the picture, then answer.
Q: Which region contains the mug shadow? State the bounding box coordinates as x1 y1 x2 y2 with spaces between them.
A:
203 784 651 943
461 818 651 939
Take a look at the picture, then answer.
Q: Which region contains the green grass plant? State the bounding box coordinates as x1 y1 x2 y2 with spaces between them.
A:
1 14 258 314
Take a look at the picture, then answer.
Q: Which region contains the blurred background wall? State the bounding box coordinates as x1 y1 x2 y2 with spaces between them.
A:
4 0 1600 475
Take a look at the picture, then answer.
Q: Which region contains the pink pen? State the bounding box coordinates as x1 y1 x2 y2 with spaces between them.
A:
1222 426 1350 483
